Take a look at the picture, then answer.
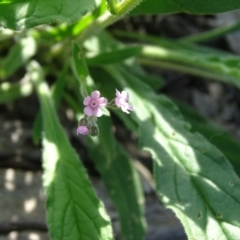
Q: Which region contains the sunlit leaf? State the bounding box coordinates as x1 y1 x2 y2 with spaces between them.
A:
32 62 69 144
0 0 98 30
63 77 146 240
114 31 240 90
86 46 142 65
0 80 32 104
88 117 146 240
28 61 113 240
106 65 240 240
0 36 36 79
175 100 240 177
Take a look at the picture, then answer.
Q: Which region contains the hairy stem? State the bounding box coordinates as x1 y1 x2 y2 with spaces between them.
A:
78 0 143 43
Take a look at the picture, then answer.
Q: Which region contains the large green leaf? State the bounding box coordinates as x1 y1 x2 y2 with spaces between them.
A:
106 65 240 240
64 93 146 240
88 117 146 240
0 0 98 30
28 61 113 240
175 100 240 177
131 0 240 15
71 44 147 239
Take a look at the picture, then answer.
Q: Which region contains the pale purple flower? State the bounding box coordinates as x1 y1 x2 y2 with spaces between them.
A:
115 89 133 114
77 126 89 135
84 91 108 117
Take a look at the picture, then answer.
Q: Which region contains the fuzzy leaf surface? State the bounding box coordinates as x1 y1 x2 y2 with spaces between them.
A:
132 0 240 15
28 61 113 240
175 100 240 177
0 0 97 30
106 65 240 240
87 117 146 240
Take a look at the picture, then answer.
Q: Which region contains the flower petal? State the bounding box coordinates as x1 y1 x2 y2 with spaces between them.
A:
84 106 93 116
83 96 91 106
126 103 133 111
121 106 130 114
115 89 121 98
93 107 103 117
98 97 108 106
121 91 129 101
91 90 100 100
115 98 121 107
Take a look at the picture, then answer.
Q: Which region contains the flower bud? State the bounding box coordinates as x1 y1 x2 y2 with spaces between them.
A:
77 125 89 135
89 125 99 137
79 118 88 126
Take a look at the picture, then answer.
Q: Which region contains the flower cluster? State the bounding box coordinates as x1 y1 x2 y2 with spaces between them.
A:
77 90 133 137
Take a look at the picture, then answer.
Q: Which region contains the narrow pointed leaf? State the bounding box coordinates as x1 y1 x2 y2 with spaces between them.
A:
28 61 113 240
88 117 146 240
114 31 240 90
72 42 89 80
86 46 142 65
32 62 69 144
63 91 146 240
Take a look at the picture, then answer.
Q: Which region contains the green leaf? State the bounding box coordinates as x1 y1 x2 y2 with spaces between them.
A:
28 61 113 240
127 66 165 90
86 46 142 65
0 36 36 79
180 21 240 43
32 62 69 144
131 0 240 15
106 65 240 240
175 100 240 177
63 89 146 240
116 31 240 90
83 31 124 53
88 117 146 240
72 42 89 80
0 80 33 104
106 0 118 15
0 0 97 30
68 63 143 240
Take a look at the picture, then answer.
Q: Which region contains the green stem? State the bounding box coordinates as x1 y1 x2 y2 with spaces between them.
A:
78 0 143 43
137 57 235 83
138 44 240 88
181 21 240 43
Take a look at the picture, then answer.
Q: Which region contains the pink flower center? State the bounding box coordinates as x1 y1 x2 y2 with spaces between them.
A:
119 97 127 105
90 100 98 109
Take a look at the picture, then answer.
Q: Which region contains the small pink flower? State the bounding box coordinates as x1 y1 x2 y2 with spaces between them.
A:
83 91 108 117
115 89 133 114
77 126 89 135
